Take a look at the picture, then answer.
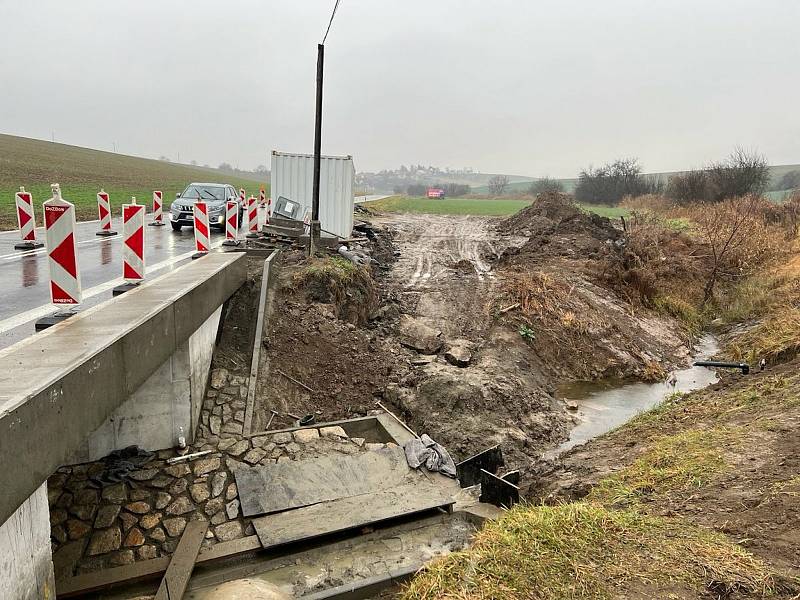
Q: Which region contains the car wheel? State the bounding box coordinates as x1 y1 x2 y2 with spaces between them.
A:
171 223 182 231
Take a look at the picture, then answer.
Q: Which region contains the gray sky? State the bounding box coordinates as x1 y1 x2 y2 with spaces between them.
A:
1 0 798 177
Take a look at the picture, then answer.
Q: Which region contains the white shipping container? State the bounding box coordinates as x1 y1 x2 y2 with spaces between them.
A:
270 151 355 239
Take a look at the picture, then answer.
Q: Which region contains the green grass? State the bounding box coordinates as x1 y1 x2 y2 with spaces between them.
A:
367 196 531 216
0 134 268 229
577 203 630 218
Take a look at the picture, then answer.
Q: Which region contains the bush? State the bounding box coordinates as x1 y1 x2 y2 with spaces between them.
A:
528 177 564 196
665 148 770 204
575 158 663 205
666 169 712 203
772 169 800 191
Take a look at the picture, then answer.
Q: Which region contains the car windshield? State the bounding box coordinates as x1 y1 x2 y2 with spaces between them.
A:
180 185 225 201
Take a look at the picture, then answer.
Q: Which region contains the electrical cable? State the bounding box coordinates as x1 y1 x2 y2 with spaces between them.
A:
322 0 341 44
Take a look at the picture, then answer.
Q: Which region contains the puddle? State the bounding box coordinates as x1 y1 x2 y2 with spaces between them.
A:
545 335 720 458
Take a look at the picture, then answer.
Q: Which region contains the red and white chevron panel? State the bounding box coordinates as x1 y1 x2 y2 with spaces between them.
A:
193 201 210 253
265 195 272 225
15 187 37 242
248 196 258 233
152 190 163 223
97 190 112 231
122 201 146 282
43 184 81 305
225 200 238 241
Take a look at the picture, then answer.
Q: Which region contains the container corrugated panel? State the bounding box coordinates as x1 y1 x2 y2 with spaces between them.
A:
270 151 355 239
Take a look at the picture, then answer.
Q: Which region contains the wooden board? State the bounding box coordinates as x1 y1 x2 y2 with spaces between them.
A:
234 446 414 517
154 520 208 600
252 484 454 550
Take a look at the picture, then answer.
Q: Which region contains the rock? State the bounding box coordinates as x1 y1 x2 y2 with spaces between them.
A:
149 475 174 488
225 484 238 501
211 473 227 498
51 524 67 544
128 469 159 481
210 368 229 390
210 511 227 525
209 416 222 436
94 505 120 529
166 497 194 516
410 355 436 366
69 504 97 521
218 438 238 451
190 483 210 504
243 448 266 465
222 422 243 435
271 432 293 444
50 508 68 526
251 436 268 448
365 443 385 451
66 519 91 540
214 521 243 542
319 426 347 438
285 442 301 455
351 437 366 447
163 539 179 553
228 440 250 457
397 315 442 354
269 447 284 460
139 513 161 530
169 479 188 496
124 527 145 547
335 443 358 455
119 512 138 532
163 517 187 537
138 545 158 560
56 493 73 509
150 527 166 543
73 488 99 505
566 401 579 411
193 457 221 477
155 492 172 510
225 499 240 519
444 339 473 367
292 428 320 443
164 464 190 478
87 527 121 555
109 550 135 566
205 497 225 516
125 502 151 515
234 411 245 422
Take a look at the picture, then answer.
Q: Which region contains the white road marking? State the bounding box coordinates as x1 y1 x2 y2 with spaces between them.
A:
0 240 223 335
0 234 124 261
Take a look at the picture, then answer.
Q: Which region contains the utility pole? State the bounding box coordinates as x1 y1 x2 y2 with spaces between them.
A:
309 43 324 257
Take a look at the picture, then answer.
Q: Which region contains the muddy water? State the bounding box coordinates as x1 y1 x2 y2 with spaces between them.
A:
546 335 720 458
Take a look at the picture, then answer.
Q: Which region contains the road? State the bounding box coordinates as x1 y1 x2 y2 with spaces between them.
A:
0 216 229 350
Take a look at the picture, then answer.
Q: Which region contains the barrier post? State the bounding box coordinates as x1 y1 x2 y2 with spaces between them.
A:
265 195 272 227
14 186 44 250
96 189 118 237
113 198 146 296
222 200 239 247
246 195 259 238
192 201 210 259
149 190 165 226
36 183 81 330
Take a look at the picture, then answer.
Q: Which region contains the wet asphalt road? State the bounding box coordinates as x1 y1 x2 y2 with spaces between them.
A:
0 215 229 350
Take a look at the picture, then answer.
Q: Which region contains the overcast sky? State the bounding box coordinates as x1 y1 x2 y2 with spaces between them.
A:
1 1 798 177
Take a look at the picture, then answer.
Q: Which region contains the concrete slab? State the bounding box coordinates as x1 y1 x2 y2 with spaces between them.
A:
0 252 246 528
234 446 417 517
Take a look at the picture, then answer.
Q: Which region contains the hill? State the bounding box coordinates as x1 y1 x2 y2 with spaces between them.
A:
0 134 269 229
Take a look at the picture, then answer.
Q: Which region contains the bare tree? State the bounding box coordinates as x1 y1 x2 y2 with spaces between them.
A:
706 147 770 202
488 175 510 196
528 177 564 196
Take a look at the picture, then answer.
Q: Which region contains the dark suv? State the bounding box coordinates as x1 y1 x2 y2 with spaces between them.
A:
169 183 243 231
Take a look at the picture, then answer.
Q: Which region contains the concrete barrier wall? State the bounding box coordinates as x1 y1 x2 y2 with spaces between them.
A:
0 483 55 600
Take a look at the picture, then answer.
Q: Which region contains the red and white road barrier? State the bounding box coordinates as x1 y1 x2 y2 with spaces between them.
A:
222 200 239 246
193 201 210 254
122 199 146 282
96 189 117 237
14 186 43 250
43 184 81 305
149 190 165 226
246 195 258 237
265 195 272 226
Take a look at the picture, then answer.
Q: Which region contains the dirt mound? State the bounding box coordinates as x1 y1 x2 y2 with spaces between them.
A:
500 192 581 233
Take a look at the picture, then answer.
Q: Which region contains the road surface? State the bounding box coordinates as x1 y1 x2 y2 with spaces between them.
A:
0 216 229 350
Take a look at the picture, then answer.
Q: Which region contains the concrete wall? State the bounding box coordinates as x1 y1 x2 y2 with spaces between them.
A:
70 306 222 463
0 483 55 600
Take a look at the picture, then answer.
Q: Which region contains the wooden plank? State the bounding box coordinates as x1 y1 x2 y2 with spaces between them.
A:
252 484 454 550
154 520 208 600
234 446 414 517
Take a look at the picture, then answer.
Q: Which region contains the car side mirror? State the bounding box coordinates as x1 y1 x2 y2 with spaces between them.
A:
176 192 181 198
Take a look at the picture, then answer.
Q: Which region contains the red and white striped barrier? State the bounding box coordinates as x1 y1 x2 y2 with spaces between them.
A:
246 195 258 237
96 189 118 237
43 184 81 305
265 195 272 226
193 201 210 254
149 190 165 226
222 200 239 246
122 199 146 282
14 186 43 250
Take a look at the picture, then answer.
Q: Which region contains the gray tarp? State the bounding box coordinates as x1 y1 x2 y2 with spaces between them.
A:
403 434 457 478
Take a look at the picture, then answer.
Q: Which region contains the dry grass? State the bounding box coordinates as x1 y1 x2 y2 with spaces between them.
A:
403 502 777 600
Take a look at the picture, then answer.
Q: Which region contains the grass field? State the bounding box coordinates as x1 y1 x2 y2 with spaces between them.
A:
0 134 269 230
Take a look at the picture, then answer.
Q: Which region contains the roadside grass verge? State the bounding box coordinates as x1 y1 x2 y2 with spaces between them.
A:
577 203 630 219
291 256 375 323
403 502 776 600
366 196 531 216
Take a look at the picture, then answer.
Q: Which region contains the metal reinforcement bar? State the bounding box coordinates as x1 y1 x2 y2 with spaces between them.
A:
693 360 750 375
